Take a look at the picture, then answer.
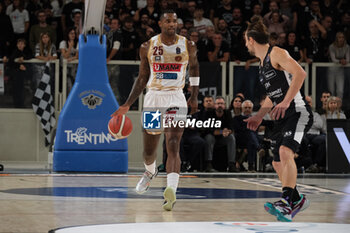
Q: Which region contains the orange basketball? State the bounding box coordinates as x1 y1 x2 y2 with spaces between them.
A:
108 115 133 139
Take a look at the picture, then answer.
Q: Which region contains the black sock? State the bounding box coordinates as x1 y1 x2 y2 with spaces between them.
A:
282 187 294 203
291 186 301 203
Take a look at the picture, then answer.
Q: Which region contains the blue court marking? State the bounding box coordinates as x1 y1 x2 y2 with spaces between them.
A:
0 187 280 199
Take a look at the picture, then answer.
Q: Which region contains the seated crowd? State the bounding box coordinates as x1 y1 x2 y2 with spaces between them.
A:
160 91 347 173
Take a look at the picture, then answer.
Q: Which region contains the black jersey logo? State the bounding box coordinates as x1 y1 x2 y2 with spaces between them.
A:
176 47 181 54
264 70 277 81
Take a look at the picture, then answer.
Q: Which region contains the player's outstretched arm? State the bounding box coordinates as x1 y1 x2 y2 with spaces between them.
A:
187 40 199 114
111 42 150 116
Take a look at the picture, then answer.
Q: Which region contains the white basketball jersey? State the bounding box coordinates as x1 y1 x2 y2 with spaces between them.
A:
147 34 189 91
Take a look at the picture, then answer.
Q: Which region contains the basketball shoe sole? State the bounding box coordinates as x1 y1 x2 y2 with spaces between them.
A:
162 187 176 211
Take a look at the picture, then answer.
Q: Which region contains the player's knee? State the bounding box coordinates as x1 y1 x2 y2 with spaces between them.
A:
279 146 294 161
167 136 180 148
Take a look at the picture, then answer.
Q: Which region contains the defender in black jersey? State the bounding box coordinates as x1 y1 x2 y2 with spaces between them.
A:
244 16 313 222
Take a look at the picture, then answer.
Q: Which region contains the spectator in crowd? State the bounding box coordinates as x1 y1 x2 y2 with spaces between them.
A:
0 1 13 57
336 11 350 42
144 26 156 41
72 11 81 34
266 10 289 35
105 0 119 21
217 19 232 47
177 0 196 23
196 25 215 61
277 32 287 46
189 29 199 44
119 16 140 106
181 87 207 172
35 32 57 61
328 31 350 100
197 95 215 124
0 42 8 62
251 2 263 20
304 20 328 64
136 13 152 43
179 27 188 38
158 0 168 13
183 18 194 31
103 14 111 33
231 31 260 102
306 0 323 23
232 99 259 172
59 27 79 93
321 96 347 132
193 6 213 36
229 7 246 41
280 0 293 21
229 95 244 117
303 96 326 173
136 0 161 31
8 38 32 108
283 31 304 63
320 0 339 17
106 17 122 98
120 16 140 60
204 96 237 172
317 91 331 115
321 15 336 46
119 0 138 21
61 0 83 35
26 0 41 25
42 3 56 29
292 0 310 40
263 0 289 26
269 32 279 46
7 0 30 43
29 10 57 54
34 32 57 89
214 0 233 28
234 0 259 21
207 33 230 62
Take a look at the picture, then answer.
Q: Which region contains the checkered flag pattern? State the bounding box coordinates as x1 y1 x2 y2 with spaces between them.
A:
32 62 56 146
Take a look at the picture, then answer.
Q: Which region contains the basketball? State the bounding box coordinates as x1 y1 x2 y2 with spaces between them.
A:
108 115 133 139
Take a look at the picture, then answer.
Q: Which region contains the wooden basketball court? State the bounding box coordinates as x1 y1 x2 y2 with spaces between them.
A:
0 172 349 232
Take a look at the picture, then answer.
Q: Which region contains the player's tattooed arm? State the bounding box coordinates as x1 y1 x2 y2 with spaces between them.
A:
112 42 150 116
124 41 151 107
187 40 199 114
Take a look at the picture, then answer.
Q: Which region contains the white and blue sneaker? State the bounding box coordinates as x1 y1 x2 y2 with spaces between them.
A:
135 169 158 194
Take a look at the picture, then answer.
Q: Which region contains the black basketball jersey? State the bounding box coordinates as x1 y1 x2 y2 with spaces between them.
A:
259 46 306 115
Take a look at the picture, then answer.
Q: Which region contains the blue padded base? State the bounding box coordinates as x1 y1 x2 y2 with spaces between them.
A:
53 150 128 173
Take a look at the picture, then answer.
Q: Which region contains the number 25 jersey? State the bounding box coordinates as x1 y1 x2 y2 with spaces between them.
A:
147 34 189 91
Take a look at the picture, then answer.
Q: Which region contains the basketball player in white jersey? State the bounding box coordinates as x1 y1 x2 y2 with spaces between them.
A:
112 10 199 211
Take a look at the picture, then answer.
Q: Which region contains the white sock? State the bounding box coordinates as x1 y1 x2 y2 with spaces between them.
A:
144 161 156 175
167 173 180 192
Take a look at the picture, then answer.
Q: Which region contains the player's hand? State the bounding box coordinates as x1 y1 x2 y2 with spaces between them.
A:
187 97 198 114
270 101 290 120
244 115 263 131
111 104 130 117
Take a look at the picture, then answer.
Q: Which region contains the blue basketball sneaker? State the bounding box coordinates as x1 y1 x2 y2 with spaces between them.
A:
264 198 292 222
